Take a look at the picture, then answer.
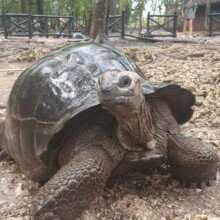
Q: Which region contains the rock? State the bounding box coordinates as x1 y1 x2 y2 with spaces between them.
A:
195 96 205 106
15 183 24 197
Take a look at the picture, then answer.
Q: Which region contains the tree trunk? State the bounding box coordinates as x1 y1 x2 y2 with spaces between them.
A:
174 0 179 12
139 9 143 33
119 0 126 12
153 0 158 13
109 0 117 33
36 0 44 14
28 0 32 14
138 1 145 33
20 0 28 13
89 0 109 42
205 0 211 29
109 0 117 15
36 0 44 32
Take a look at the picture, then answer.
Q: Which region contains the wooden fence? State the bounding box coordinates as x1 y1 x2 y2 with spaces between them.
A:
208 13 220 36
146 12 178 37
1 13 87 38
0 13 125 39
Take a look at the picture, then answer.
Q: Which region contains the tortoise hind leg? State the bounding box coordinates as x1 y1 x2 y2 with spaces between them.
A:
30 147 113 220
0 120 10 160
167 134 219 188
0 120 5 151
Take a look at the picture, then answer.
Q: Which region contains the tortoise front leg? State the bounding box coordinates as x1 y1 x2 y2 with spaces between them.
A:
30 147 113 220
167 134 219 188
111 149 164 177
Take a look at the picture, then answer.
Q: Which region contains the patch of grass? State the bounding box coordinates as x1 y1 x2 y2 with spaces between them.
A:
182 130 195 137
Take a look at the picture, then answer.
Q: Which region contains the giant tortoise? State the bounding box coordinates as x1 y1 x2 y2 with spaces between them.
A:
0 42 219 219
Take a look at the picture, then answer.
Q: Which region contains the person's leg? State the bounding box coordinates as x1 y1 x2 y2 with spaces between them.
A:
189 19 193 37
183 19 188 36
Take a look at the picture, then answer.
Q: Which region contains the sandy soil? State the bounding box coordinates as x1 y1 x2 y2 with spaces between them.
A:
0 36 219 220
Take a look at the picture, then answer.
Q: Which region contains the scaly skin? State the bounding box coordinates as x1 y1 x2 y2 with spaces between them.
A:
30 147 114 220
0 121 9 160
2 70 219 219
168 136 218 187
98 70 219 187
151 99 219 187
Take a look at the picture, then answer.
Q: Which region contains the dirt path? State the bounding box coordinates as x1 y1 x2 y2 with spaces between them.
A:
0 36 219 220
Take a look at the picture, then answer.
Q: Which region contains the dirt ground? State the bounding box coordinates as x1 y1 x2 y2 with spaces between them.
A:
0 35 219 220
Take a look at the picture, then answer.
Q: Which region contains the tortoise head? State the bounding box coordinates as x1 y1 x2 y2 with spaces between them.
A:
97 70 155 117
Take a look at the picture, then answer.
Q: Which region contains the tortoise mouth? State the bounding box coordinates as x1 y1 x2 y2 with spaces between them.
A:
100 94 136 105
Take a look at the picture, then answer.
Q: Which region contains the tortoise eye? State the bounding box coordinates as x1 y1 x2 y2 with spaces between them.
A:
119 76 131 88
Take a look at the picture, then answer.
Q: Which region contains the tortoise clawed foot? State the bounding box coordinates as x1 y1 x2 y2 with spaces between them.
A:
198 178 215 188
207 179 215 186
198 181 207 189
180 180 198 188
189 182 197 188
0 149 11 161
180 177 216 189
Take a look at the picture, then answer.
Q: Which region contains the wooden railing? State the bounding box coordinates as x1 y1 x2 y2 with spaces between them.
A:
1 13 87 39
146 12 178 37
108 11 125 39
208 13 220 36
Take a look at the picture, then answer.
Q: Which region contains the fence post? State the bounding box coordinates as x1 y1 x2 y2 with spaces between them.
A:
147 12 150 36
28 13 32 39
173 11 177 37
208 13 212 37
45 16 48 38
68 17 72 38
1 0 8 39
2 13 8 39
121 10 125 39
84 16 88 35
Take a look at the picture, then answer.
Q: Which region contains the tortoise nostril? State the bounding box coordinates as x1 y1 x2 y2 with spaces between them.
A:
101 88 111 95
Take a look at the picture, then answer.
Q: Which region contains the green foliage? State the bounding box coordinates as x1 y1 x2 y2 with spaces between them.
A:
160 0 182 7
183 130 195 137
159 0 182 11
1 0 20 13
114 0 149 26
41 0 93 17
1 0 181 27
1 0 92 18
120 0 133 25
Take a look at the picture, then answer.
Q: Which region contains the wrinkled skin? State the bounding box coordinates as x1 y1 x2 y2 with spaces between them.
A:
1 68 219 220
29 103 164 220
98 71 219 186
0 43 167 220
28 70 219 220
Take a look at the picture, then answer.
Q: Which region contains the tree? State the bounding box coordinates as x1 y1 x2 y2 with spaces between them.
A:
137 0 147 32
119 0 126 12
89 0 109 41
109 0 117 15
127 0 148 32
150 0 182 14
205 0 211 28
20 0 28 13
36 0 44 15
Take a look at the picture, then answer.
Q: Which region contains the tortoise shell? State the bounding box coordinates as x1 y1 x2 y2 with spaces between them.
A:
3 43 144 180
3 42 195 181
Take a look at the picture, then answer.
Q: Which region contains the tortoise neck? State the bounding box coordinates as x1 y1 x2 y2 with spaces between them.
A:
116 99 155 151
